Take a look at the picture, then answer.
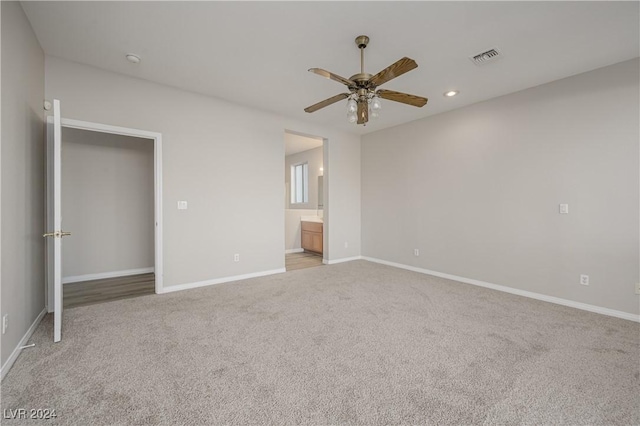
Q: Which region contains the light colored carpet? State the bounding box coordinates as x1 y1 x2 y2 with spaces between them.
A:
2 260 639 425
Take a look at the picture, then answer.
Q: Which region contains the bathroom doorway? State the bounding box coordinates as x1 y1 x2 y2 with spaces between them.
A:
284 130 326 271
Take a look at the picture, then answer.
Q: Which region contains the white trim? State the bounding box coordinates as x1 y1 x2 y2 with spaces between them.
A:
323 256 363 265
53 101 62 343
47 117 164 296
362 257 640 323
1 308 46 381
154 133 164 294
158 268 286 294
285 248 304 254
45 118 54 312
59 118 162 140
62 267 155 284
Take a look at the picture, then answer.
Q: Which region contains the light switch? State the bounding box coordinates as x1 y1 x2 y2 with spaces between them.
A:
177 201 188 210
559 204 569 214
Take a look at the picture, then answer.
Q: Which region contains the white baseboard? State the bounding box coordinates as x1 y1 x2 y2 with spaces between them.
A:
323 256 363 265
63 267 155 284
1 308 47 381
362 257 640 323
159 268 286 294
285 248 304 254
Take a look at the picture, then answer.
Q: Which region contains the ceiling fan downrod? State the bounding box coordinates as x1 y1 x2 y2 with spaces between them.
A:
352 35 371 88
356 35 369 74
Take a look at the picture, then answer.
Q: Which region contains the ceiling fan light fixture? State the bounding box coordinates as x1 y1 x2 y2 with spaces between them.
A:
371 95 382 111
369 94 381 119
346 98 358 113
347 111 357 123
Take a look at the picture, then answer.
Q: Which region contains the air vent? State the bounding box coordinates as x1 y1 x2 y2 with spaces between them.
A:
470 48 501 65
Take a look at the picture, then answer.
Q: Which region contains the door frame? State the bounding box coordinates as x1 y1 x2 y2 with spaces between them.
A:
283 129 328 265
46 117 164 310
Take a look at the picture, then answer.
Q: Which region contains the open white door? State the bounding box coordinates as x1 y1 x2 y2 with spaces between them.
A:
45 99 67 342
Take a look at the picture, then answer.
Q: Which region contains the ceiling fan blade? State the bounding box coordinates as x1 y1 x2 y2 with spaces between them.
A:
377 89 428 107
304 93 350 113
369 57 418 88
357 100 368 124
308 68 356 87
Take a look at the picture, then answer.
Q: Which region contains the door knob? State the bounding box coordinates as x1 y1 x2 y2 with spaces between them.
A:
42 231 72 238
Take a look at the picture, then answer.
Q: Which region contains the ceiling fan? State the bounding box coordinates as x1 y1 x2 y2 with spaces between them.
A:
304 35 428 125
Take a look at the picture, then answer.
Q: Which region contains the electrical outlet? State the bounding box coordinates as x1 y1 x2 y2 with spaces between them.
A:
635 283 640 295
559 204 569 214
414 249 420 257
344 242 348 249
2 314 8 334
580 274 589 286
234 254 240 262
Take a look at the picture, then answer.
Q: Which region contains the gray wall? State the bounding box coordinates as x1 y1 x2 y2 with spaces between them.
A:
1 2 45 366
62 128 154 279
285 146 323 210
45 56 361 288
362 59 639 316
285 209 320 252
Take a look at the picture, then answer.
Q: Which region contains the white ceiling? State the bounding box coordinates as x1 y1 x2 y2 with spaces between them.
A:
285 132 323 157
22 1 639 135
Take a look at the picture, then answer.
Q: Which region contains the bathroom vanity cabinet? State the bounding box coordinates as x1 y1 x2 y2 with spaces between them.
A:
301 221 323 254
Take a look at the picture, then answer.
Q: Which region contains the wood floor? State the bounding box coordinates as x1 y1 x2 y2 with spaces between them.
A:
286 251 323 271
64 273 155 309
65 256 320 308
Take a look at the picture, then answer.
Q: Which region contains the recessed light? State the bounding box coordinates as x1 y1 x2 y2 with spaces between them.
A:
126 54 141 64
444 90 459 97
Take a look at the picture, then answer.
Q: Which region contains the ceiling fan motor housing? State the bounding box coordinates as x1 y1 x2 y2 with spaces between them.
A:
350 73 373 88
